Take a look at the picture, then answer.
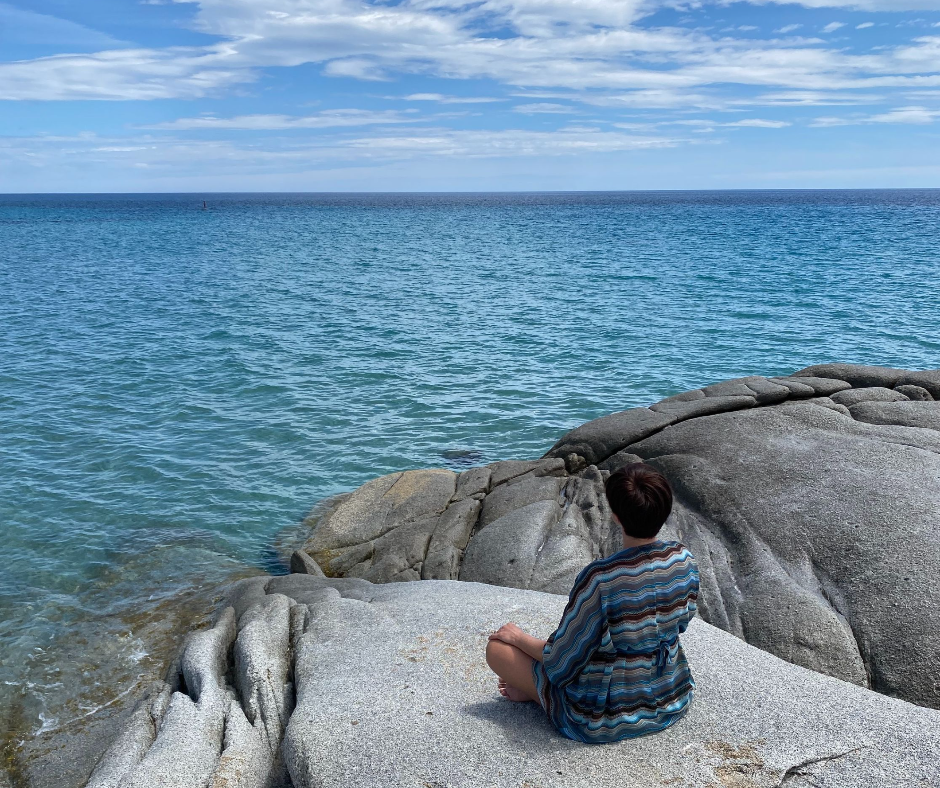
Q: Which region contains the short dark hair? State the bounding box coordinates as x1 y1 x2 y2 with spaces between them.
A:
605 463 673 539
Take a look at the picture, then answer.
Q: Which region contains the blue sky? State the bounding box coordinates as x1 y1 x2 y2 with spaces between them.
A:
2 0 940 191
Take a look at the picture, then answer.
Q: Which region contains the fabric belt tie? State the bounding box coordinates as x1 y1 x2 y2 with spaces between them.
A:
654 637 680 677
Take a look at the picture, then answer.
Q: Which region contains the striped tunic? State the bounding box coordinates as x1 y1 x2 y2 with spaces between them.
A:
531 540 699 743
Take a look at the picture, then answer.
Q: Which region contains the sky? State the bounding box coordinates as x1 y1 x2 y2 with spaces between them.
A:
2 0 940 192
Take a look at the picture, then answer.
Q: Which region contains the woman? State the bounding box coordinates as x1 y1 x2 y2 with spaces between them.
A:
485 462 700 743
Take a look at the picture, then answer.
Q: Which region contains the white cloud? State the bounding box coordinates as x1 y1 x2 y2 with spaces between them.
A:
0 125 684 184
513 102 576 113
812 105 940 125
2 0 940 112
856 22 875 29
822 22 846 33
870 105 939 123
402 93 503 103
775 24 803 33
0 47 250 100
145 109 422 130
747 89 884 105
728 118 791 126
743 1 940 9
667 117 791 128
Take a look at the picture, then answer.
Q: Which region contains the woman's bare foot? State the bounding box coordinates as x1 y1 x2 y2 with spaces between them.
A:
498 678 531 702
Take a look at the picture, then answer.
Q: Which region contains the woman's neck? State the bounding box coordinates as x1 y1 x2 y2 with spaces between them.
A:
621 533 660 551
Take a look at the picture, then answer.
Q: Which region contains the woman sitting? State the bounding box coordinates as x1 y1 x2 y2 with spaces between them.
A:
485 462 700 743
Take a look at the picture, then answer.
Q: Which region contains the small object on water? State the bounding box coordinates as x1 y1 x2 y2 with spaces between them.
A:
202 200 207 210
440 448 483 465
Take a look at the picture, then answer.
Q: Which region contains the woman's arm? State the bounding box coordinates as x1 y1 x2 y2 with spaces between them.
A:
488 623 547 662
538 567 605 688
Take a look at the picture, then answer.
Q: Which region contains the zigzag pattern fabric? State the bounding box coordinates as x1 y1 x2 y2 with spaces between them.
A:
532 541 700 743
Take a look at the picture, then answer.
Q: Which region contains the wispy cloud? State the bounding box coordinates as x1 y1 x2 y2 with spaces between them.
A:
0 126 685 181
513 102 576 114
745 1 940 9
146 110 422 130
822 22 846 33
626 117 791 132
812 105 940 125
401 93 504 104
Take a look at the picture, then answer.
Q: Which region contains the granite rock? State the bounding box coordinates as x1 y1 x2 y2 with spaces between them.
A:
792 363 905 389
631 400 940 707
894 384 934 401
849 400 940 431
543 408 675 467
649 394 756 420
897 370 940 399
87 578 940 788
773 375 852 396
829 386 909 407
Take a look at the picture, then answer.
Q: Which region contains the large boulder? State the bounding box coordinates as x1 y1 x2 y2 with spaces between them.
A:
86 577 940 788
298 365 940 710
630 401 940 706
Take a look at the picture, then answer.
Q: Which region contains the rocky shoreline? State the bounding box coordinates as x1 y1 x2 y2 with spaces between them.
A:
24 364 940 787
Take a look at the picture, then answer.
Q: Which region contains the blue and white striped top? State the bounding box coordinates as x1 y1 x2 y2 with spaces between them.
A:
531 540 699 743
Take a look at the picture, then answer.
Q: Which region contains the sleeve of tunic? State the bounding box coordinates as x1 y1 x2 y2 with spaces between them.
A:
540 565 606 689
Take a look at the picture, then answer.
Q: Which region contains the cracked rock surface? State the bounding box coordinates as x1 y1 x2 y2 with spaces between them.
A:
87 577 940 788
297 364 940 710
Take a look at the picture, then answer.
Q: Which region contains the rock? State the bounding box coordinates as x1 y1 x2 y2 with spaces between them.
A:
631 401 940 707
544 408 675 467
849 400 940 431
454 466 492 499
459 500 559 590
830 386 909 407
421 497 481 581
478 473 565 529
459 466 613 595
897 370 940 400
895 384 934 401
304 469 456 579
649 394 756 420
90 577 940 788
792 363 904 389
651 389 706 407
81 684 169 788
596 449 643 472
488 458 565 488
781 396 851 417
94 608 237 788
768 376 817 397
289 550 325 577
773 375 852 396
701 376 790 405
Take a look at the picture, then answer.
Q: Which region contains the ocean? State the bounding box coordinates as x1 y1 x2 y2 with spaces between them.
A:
2 190 939 756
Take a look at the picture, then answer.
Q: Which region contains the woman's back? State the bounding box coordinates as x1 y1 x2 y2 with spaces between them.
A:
533 540 699 743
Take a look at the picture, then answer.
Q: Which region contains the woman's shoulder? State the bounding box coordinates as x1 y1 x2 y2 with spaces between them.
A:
606 539 693 564
581 541 695 580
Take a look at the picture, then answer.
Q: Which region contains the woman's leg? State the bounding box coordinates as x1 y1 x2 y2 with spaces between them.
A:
485 638 540 703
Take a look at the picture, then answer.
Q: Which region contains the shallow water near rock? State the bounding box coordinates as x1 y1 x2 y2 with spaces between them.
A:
2 190 940 767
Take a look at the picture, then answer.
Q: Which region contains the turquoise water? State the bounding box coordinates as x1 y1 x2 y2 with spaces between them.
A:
2 190 940 745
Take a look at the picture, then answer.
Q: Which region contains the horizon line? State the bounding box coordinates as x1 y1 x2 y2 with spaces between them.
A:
4 187 940 197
